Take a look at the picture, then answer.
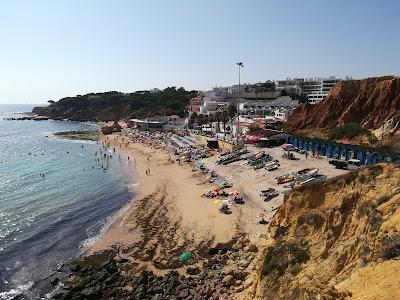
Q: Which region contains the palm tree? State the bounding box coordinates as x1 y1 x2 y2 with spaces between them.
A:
215 111 222 133
190 112 198 129
227 104 237 137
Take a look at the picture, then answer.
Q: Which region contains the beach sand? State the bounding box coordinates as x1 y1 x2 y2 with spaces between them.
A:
88 133 238 275
72 130 351 299
88 132 349 273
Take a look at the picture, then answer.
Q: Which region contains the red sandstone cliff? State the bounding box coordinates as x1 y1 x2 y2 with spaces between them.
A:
287 76 400 131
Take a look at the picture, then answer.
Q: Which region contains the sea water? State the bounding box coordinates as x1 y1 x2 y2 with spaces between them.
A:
0 104 135 299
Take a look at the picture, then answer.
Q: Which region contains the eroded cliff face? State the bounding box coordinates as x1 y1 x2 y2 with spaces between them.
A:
256 164 400 299
287 76 400 132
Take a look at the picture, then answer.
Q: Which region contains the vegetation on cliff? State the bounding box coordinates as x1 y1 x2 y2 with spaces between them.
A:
33 87 197 121
257 164 400 299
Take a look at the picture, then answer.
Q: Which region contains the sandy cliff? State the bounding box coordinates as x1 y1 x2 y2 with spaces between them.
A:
287 76 400 132
256 164 400 299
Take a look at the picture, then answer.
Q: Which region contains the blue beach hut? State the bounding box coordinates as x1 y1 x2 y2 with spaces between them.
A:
370 152 382 164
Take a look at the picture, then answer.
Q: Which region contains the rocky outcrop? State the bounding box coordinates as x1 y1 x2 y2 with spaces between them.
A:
53 237 260 300
257 164 400 299
101 122 122 135
287 76 400 132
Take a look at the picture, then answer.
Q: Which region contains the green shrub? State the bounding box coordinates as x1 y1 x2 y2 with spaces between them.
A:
381 233 400 260
290 245 310 265
328 123 370 140
367 133 378 144
377 195 390 206
290 266 302 276
262 247 274 276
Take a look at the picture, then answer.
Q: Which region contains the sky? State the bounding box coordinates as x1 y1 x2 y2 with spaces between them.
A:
0 0 399 104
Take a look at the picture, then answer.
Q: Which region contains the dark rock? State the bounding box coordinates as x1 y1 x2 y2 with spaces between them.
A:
233 270 248 281
50 277 59 286
116 258 130 264
70 264 81 272
177 288 189 298
186 266 200 275
81 286 101 299
106 262 118 274
101 122 122 135
248 243 258 252
177 283 190 292
104 274 118 285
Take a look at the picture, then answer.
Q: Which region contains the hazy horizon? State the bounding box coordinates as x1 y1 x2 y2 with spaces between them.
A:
1 0 400 104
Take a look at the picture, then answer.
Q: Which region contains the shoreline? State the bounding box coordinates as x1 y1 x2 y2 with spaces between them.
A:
57 127 350 299
87 131 239 261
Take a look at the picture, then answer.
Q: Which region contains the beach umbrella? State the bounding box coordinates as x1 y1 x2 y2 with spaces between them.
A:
179 251 193 262
229 191 239 196
214 199 223 205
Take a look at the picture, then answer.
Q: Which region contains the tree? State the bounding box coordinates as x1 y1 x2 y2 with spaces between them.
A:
215 111 222 133
227 104 237 120
190 112 198 124
221 111 229 139
227 104 237 136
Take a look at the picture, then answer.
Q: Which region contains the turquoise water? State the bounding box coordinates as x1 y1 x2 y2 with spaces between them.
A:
0 104 135 299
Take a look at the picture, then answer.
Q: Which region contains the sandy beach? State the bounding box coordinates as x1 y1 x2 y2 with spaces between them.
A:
88 132 239 276
79 128 350 298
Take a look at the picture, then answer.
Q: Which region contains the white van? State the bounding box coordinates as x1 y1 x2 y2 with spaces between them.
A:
347 159 361 170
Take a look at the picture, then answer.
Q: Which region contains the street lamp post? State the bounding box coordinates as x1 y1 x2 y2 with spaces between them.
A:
236 62 244 143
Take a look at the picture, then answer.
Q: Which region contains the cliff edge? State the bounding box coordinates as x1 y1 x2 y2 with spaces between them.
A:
256 164 400 299
287 76 400 132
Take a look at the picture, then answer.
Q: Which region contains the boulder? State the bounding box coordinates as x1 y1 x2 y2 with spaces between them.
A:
101 122 122 135
248 243 258 252
186 266 200 275
222 275 235 287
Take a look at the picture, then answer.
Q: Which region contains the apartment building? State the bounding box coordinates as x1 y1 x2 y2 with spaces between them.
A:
275 76 343 104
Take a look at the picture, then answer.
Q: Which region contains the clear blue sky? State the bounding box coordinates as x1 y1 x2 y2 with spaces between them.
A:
1 0 399 104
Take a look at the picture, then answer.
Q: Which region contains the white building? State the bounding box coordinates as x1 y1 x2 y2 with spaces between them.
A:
238 96 299 117
274 108 292 121
275 76 343 104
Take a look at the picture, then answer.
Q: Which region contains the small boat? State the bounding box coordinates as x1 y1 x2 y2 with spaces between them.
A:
260 188 275 194
278 176 294 184
264 192 279 202
264 160 279 167
253 162 265 170
266 164 279 171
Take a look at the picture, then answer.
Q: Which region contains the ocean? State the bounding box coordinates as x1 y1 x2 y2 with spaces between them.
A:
0 104 135 299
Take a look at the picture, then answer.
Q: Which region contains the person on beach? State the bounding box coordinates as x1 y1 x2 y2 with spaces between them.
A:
305 151 308 159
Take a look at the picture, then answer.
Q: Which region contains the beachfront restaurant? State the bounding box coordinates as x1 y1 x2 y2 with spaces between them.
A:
288 136 400 166
244 129 290 147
